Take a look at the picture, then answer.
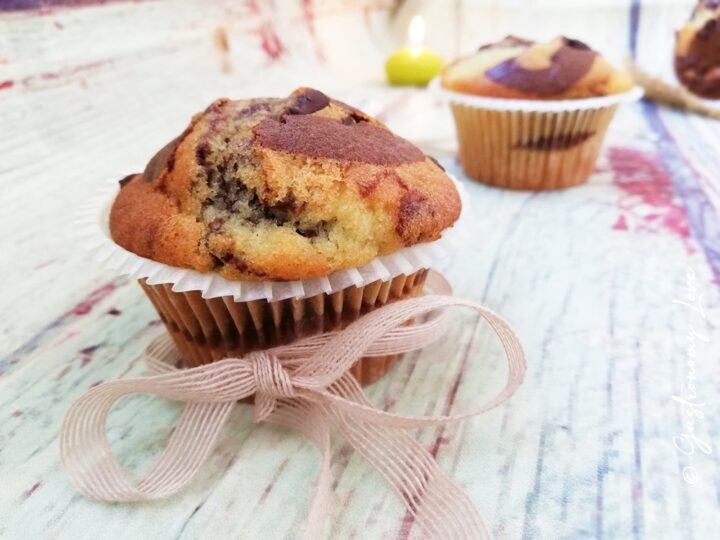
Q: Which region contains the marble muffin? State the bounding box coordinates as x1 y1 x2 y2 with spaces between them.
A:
675 1 720 99
110 88 460 281
441 36 634 100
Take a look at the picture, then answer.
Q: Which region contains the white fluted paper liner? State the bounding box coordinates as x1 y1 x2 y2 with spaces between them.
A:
429 78 644 112
77 176 468 302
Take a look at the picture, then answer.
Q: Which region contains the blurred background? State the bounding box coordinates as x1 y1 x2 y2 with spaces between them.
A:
0 0 699 183
0 0 697 88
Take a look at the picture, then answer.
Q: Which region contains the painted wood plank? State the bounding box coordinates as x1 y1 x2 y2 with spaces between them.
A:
1 1 718 539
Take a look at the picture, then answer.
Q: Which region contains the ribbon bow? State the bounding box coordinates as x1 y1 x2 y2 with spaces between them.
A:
61 274 526 539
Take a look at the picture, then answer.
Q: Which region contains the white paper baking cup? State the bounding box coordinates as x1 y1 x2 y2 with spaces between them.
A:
77 176 468 302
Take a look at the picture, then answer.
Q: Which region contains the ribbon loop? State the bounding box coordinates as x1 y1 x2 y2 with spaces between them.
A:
60 271 526 540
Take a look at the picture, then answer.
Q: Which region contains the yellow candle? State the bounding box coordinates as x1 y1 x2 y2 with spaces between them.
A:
385 15 444 86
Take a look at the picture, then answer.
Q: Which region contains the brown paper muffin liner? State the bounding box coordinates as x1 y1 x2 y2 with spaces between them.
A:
138 268 429 387
450 103 619 190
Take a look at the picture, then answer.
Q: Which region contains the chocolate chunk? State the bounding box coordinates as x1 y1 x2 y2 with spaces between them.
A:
347 111 370 125
209 253 224 269
246 192 303 226
220 255 267 278
221 254 254 275
196 143 211 166
287 89 330 115
331 98 373 122
234 99 277 119
118 173 136 188
296 221 327 238
427 156 445 171
224 255 248 272
272 192 305 214
486 36 597 95
253 115 425 165
296 227 318 238
564 38 591 50
204 98 230 115
208 217 224 232
218 253 267 278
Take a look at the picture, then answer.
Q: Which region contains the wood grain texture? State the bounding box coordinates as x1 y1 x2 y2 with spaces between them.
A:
0 1 719 538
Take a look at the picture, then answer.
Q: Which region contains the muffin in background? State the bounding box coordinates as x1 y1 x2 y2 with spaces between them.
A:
675 1 720 99
442 35 634 100
439 36 638 190
109 88 461 384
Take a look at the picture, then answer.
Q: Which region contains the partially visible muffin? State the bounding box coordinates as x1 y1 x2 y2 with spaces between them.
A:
111 88 460 281
441 36 634 100
675 1 720 99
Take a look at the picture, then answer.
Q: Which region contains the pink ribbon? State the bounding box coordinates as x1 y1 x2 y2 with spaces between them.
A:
60 272 526 539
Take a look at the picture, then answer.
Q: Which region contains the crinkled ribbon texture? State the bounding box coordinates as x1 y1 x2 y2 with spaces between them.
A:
60 274 526 540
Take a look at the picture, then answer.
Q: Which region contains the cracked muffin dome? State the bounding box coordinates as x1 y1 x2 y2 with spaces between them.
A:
675 1 720 99
441 36 634 100
110 88 461 281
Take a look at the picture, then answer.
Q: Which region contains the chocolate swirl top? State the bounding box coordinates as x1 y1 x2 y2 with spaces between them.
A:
251 88 425 164
109 87 460 282
485 37 598 96
140 88 425 182
253 115 425 165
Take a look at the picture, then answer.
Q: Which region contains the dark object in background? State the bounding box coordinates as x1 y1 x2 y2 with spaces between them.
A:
675 1 720 99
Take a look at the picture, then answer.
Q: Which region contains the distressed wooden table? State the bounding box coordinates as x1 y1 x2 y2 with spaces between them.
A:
1 1 718 538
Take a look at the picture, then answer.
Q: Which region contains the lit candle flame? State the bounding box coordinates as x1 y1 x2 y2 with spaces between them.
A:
408 15 425 47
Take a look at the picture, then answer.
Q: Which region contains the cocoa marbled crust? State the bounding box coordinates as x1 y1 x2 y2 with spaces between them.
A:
441 36 634 100
675 1 720 99
110 88 461 281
